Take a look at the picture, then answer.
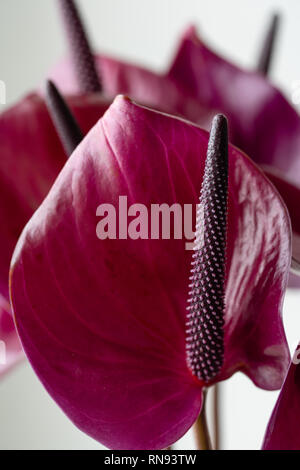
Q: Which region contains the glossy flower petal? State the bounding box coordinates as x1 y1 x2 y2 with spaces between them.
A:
262 344 300 450
10 96 291 449
0 92 110 375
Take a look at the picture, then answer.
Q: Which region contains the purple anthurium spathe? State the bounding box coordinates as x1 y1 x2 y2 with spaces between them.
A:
0 91 110 377
262 344 300 450
10 96 291 449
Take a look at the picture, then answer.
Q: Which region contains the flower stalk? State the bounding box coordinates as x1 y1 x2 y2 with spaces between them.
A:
213 384 221 450
194 389 213 450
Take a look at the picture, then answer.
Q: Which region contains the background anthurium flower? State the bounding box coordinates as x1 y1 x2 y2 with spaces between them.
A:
262 344 300 450
0 92 110 376
10 96 291 449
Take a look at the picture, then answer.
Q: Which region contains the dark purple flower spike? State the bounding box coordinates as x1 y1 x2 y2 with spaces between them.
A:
57 0 102 93
257 13 280 76
187 115 228 383
45 80 83 156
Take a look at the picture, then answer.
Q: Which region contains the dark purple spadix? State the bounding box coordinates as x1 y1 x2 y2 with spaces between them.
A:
257 13 280 76
186 114 228 383
45 80 83 156
57 0 102 93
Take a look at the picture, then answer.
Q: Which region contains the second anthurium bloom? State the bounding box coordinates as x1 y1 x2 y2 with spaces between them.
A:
9 96 291 449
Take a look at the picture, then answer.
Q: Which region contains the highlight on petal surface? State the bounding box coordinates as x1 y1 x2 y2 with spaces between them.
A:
262 343 300 450
0 92 110 375
10 96 291 449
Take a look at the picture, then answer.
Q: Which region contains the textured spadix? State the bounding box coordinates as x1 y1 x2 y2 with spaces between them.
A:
57 0 101 93
186 115 228 382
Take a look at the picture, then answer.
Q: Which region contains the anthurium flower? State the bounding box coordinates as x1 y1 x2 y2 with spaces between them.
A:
262 344 300 450
10 96 291 449
0 91 110 376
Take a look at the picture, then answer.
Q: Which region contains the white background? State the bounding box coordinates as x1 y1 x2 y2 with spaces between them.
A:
0 0 300 450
